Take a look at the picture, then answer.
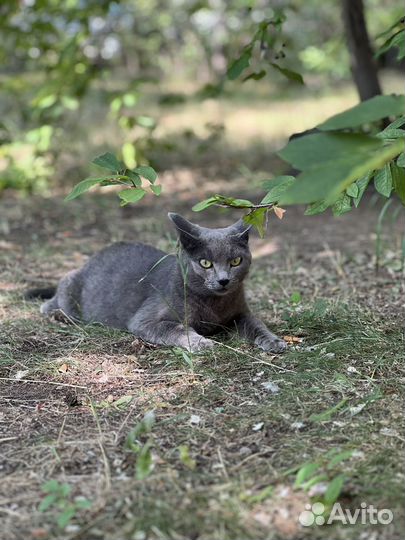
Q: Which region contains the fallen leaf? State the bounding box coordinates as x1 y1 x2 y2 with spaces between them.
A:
58 363 69 373
190 414 201 425
283 335 303 344
274 207 286 219
31 528 49 539
15 370 30 380
290 421 305 430
349 403 366 416
113 395 133 408
261 381 280 393
347 366 358 373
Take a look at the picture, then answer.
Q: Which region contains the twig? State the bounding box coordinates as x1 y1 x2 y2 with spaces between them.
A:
216 447 229 480
0 377 88 389
0 437 18 443
89 400 111 492
215 202 275 211
114 403 140 445
56 414 68 446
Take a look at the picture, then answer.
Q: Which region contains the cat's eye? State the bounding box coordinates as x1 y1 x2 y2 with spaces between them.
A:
230 257 242 267
199 259 213 269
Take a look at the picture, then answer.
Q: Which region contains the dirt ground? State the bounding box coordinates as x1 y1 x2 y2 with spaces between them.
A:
1 157 405 539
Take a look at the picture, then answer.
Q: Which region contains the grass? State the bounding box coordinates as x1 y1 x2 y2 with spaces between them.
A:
1 190 404 540
1 74 404 539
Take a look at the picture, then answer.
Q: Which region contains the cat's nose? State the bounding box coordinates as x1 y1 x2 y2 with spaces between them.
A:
218 278 230 287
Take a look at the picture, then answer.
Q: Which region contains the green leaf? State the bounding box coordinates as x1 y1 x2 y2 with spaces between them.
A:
74 498 92 510
192 196 220 212
279 133 386 171
57 506 76 529
391 162 405 204
65 177 109 201
242 70 266 82
376 16 404 39
278 136 404 205
126 411 155 448
122 142 137 169
243 208 267 237
377 29 405 60
269 63 304 84
290 291 301 304
178 445 196 470
150 184 162 196
353 174 371 207
304 200 332 215
324 475 345 506
92 152 124 172
229 198 254 208
294 462 319 488
317 95 405 131
332 194 352 216
309 398 349 422
327 450 353 468
374 164 393 197
246 485 274 504
39 494 57 512
376 128 405 140
136 443 153 480
59 483 71 498
397 152 405 167
261 175 295 204
118 188 146 206
200 195 253 209
42 479 61 493
127 170 142 186
346 182 359 198
113 395 133 408
385 116 405 130
133 166 157 183
227 50 252 80
301 474 329 491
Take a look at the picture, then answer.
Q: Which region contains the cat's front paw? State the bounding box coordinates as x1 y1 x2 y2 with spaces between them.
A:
256 336 287 353
181 333 215 353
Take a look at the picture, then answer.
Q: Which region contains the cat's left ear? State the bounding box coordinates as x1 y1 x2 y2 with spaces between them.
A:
168 213 201 250
228 218 251 244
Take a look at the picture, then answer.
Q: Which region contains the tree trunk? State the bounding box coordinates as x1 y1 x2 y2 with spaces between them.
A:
342 0 382 101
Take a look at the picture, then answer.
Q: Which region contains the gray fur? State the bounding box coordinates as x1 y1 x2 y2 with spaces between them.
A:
40 213 287 353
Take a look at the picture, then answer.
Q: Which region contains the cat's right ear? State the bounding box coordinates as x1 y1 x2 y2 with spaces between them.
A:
168 213 201 251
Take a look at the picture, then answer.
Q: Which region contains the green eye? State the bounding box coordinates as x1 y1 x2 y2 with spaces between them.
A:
199 259 213 269
230 257 242 267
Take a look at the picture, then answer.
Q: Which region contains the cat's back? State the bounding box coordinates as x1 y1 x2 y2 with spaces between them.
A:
86 241 167 271
80 241 176 327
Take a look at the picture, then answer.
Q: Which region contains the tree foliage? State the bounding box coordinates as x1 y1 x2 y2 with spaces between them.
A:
1 0 404 227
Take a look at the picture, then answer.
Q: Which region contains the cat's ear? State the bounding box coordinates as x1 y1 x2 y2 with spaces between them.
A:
168 213 201 251
228 218 251 244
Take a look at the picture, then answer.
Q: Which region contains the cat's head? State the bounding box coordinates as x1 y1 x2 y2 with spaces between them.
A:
169 212 252 296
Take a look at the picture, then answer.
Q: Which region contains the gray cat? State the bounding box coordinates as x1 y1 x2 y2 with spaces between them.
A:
32 213 287 353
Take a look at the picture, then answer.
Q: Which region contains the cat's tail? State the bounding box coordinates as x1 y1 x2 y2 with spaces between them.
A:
24 287 56 300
